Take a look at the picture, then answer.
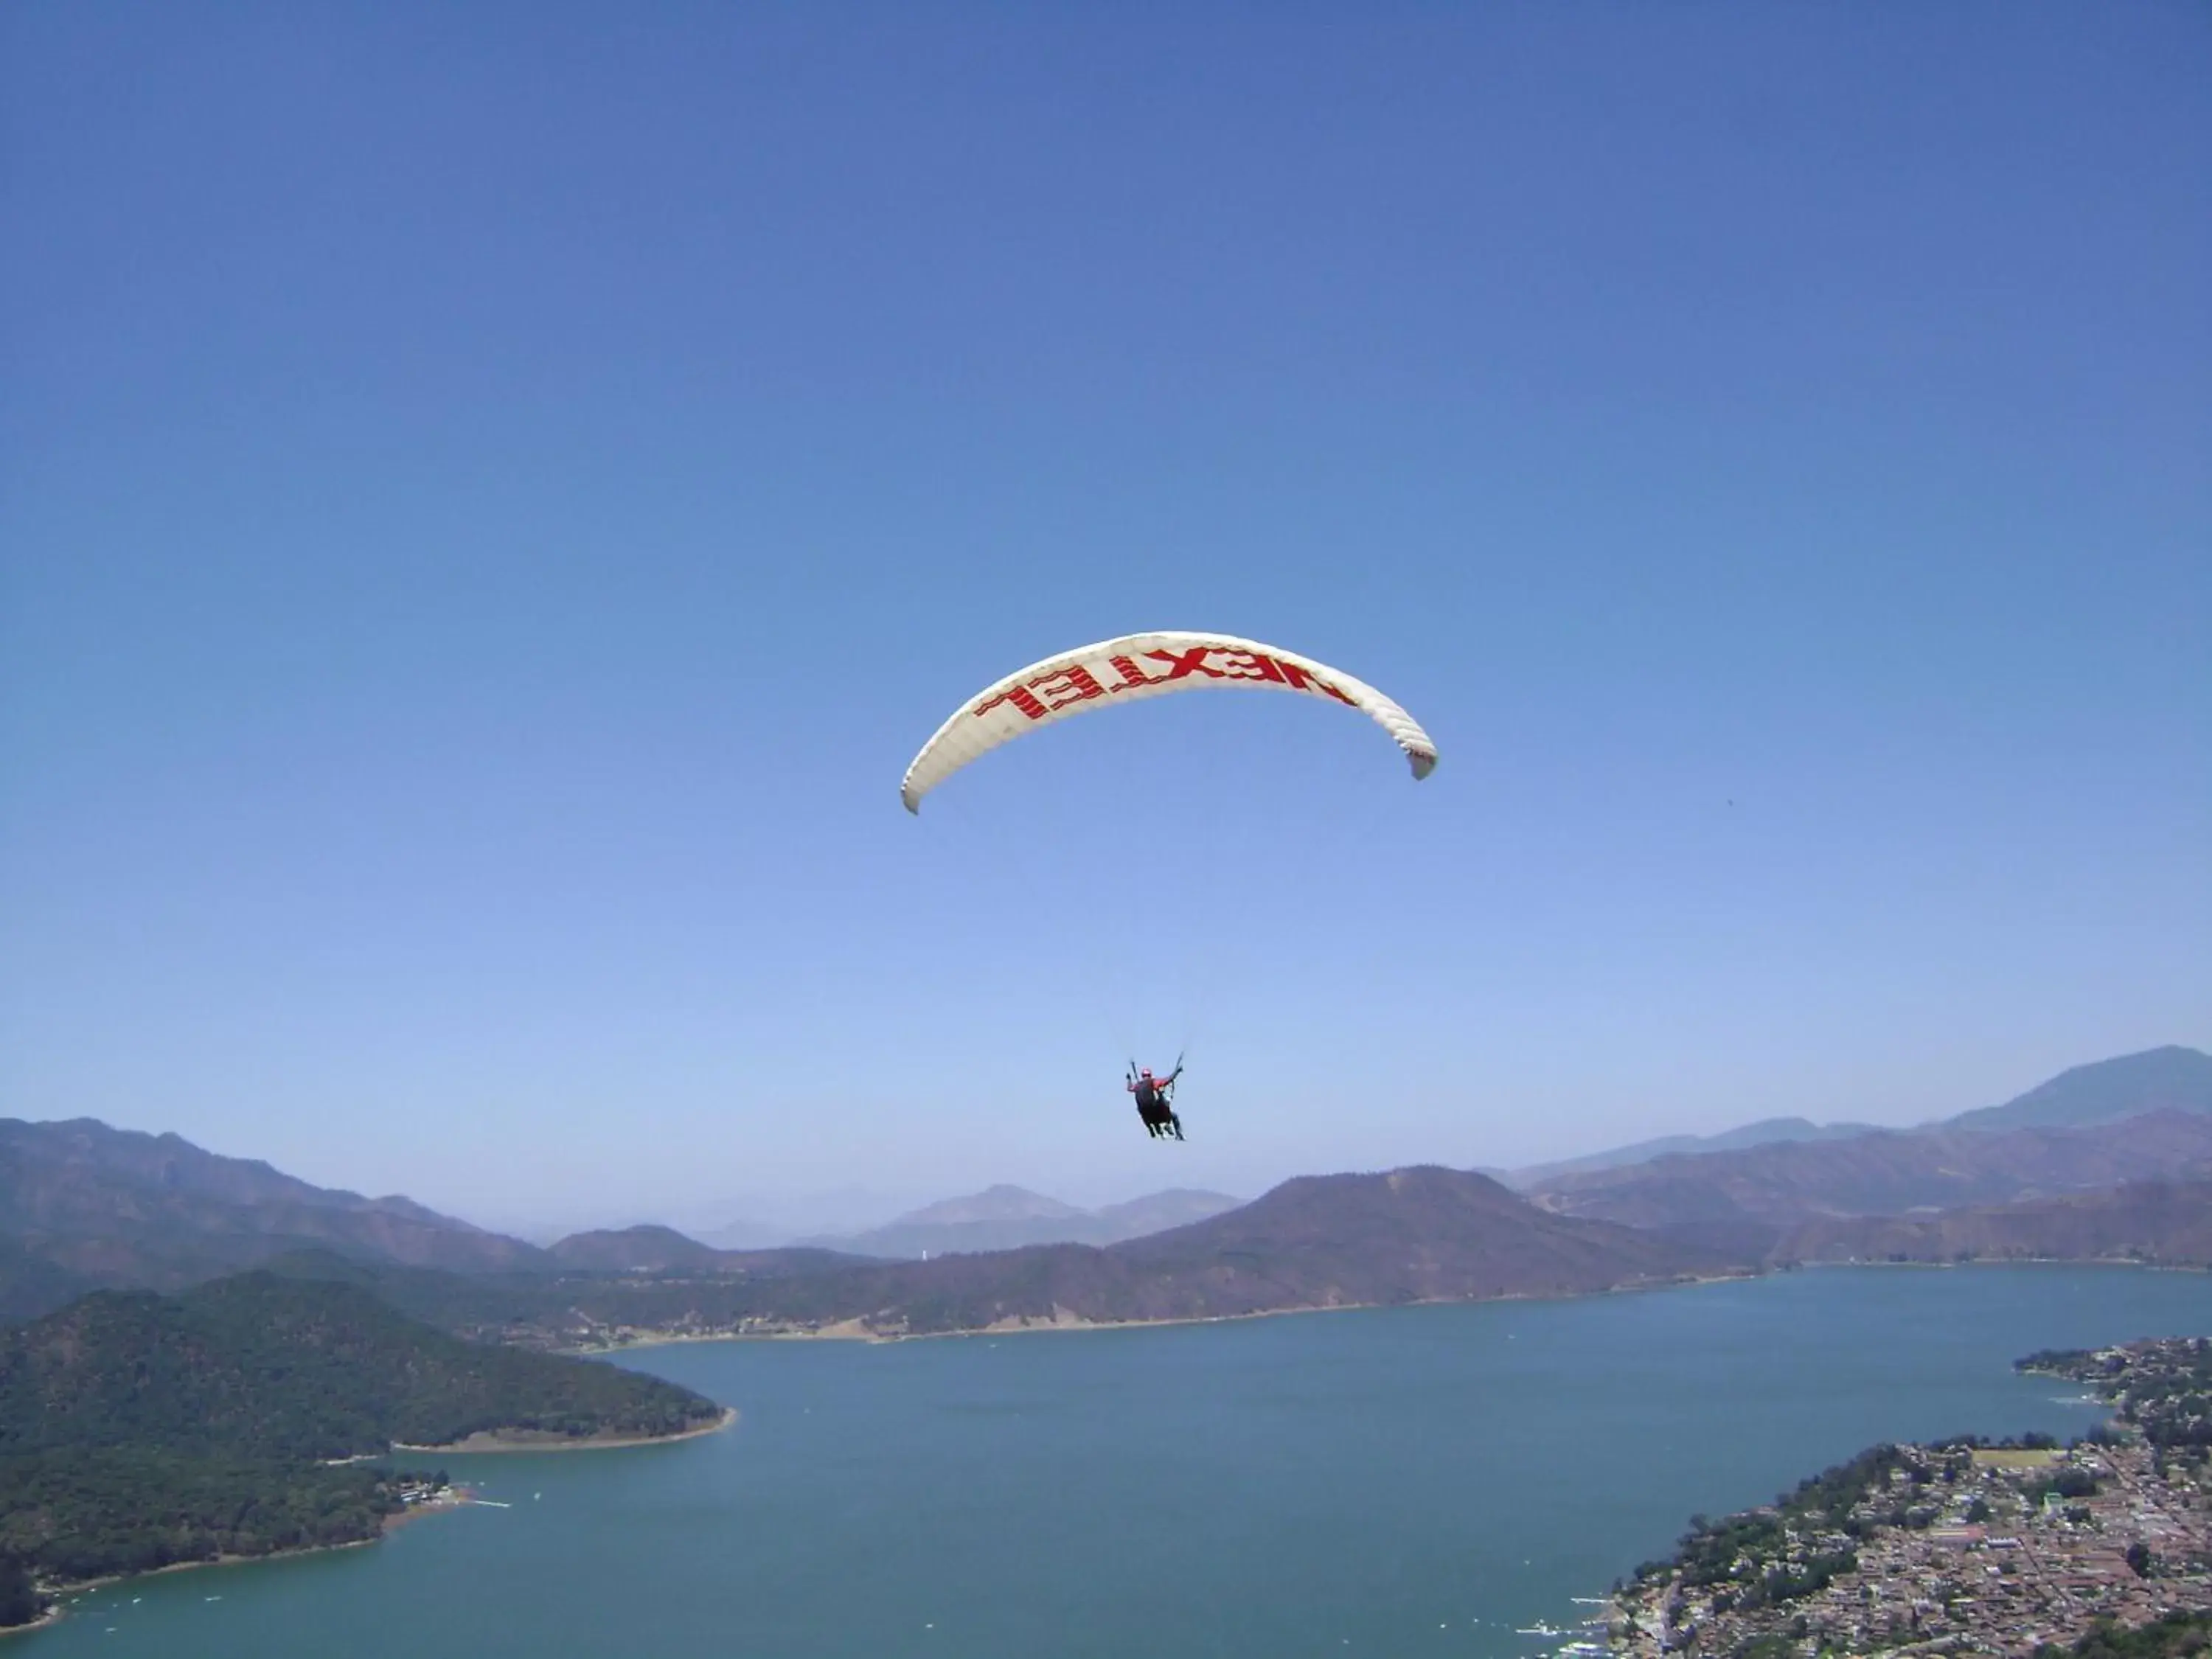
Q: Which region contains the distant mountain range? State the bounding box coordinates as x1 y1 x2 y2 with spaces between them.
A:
274 1166 1731 1345
546 1224 755 1274
1528 1108 2212 1225
1776 1177 2212 1267
753 1164 1722 1337
0 1118 548 1314
1500 1118 1885 1189
1500 1045 2212 1187
796 1184 1245 1258
1934 1046 2212 1135
7 1044 2208 1339
0 1119 1243 1321
1096 1166 1721 1320
545 1226 871 1279
538 1188 1244 1272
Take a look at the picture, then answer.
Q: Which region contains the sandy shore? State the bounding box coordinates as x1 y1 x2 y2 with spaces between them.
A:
381 1492 474 1531
394 1405 737 1454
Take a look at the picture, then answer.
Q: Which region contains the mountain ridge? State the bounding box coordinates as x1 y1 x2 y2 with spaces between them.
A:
1503 1117 1886 1189
271 1165 1738 1346
793 1184 1245 1258
544 1226 882 1277
1526 1109 2212 1237
1775 1176 2212 1266
0 1116 551 1318
1935 1045 2212 1135
9 1045 2205 1332
1501 1044 2211 1187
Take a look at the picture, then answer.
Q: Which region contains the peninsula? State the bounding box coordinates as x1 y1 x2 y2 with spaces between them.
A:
0 1273 725 1630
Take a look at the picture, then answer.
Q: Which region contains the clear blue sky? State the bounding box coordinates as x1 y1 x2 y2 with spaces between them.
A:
4 3 2206 1234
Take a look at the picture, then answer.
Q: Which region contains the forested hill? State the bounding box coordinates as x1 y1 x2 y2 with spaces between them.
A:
0 1273 723 1618
0 1273 720 1458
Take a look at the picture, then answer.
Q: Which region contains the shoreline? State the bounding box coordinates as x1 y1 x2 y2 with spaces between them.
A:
12 1520 412 1640
1790 1254 2208 1273
1 1411 738 1637
393 1405 737 1453
570 1256 2205 1357
382 1492 472 1531
569 1269 1759 1354
0 1607 66 1641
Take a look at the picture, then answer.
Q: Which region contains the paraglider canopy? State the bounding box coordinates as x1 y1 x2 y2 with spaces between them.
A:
900 630 1437 812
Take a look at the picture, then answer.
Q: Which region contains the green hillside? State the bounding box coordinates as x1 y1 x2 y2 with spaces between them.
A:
1 1273 718 1458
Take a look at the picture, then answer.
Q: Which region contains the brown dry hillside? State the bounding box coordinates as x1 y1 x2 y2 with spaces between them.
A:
456 1166 1739 1340
0 1119 547 1310
1778 1178 2212 1266
1527 1110 2212 1232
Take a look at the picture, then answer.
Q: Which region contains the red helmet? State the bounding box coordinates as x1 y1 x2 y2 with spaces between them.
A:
1140 1068 1153 1079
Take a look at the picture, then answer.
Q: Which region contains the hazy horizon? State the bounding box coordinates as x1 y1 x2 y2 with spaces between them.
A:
5 5 2206 1231
14 1040 2205 1245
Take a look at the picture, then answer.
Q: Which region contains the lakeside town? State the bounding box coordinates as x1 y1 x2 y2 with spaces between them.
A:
1609 1338 2212 1657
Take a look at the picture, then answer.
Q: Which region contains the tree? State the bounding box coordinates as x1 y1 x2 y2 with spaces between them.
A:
0 1556 45 1630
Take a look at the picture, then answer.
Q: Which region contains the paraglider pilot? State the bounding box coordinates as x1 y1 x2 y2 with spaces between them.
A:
1127 1062 1184 1141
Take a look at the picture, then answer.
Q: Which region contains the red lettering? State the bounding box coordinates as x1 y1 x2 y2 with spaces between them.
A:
971 684 1049 721
1027 664 1107 710
1214 650 1285 684
1276 659 1358 706
1144 647 1226 681
1105 654 1172 692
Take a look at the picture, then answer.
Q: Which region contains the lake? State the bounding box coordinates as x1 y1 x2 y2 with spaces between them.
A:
24 1265 2211 1657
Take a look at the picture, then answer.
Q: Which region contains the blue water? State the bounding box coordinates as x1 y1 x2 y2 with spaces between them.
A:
24 1266 2211 1657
